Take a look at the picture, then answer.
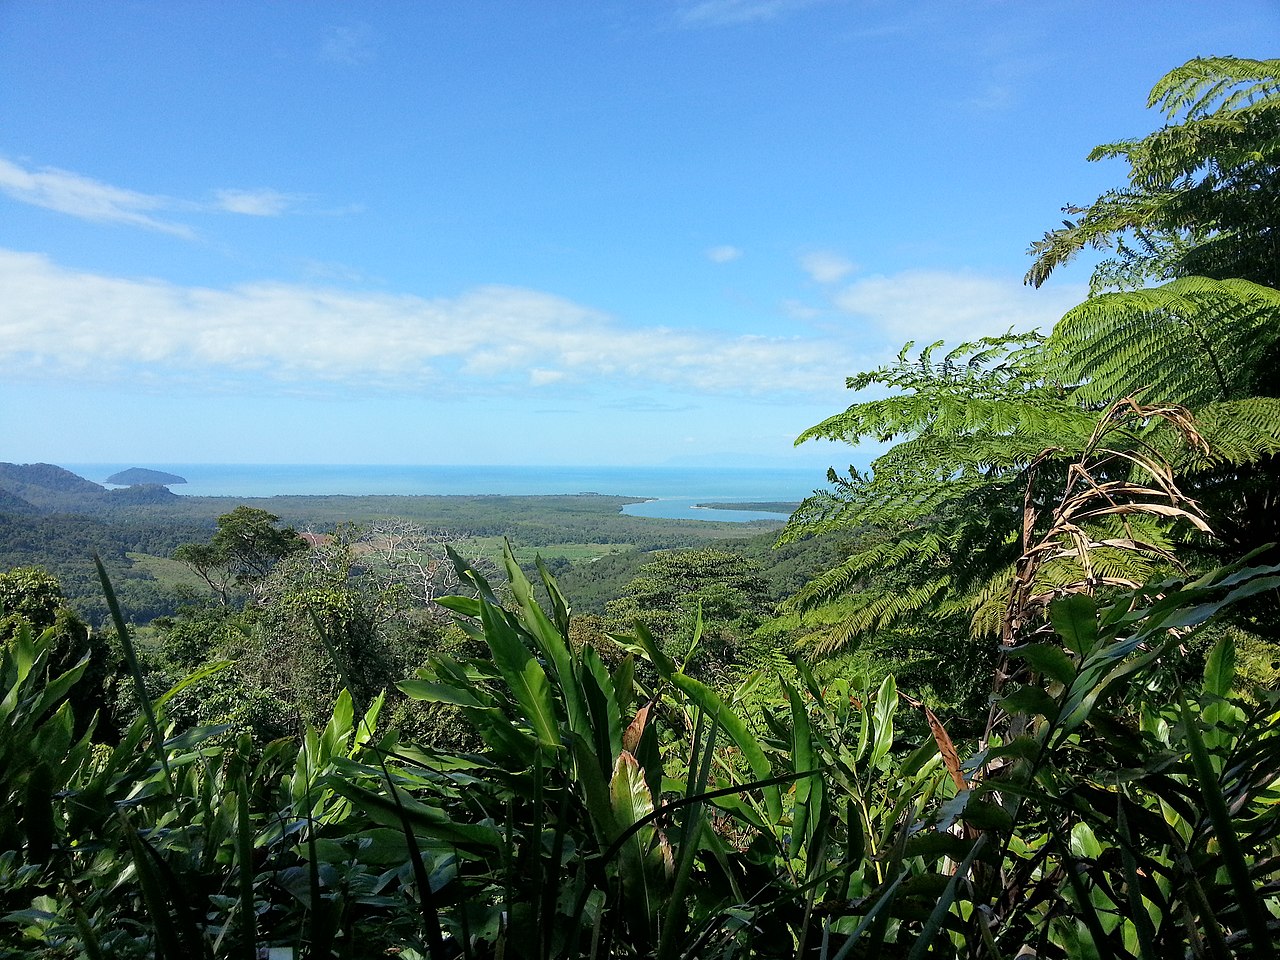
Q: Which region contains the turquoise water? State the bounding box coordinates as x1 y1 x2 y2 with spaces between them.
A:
64 463 827 523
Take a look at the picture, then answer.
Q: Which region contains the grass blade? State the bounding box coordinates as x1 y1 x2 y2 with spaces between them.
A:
94 555 172 792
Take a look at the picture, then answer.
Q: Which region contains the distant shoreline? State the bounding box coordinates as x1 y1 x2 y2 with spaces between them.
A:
695 501 800 514
60 462 829 502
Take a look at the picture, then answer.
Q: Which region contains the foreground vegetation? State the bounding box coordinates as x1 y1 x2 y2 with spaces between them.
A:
2 56 1280 957
2 546 1277 957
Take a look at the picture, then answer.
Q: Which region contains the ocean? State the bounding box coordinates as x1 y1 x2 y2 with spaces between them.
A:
63 463 831 523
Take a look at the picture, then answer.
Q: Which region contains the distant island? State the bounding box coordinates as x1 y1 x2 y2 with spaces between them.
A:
695 501 799 514
105 468 188 486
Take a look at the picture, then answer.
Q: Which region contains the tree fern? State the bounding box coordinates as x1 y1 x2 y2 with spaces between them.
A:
1049 276 1280 406
1148 56 1280 116
786 57 1280 659
1026 56 1280 290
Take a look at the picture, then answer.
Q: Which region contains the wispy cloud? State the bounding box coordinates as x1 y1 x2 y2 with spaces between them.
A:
319 23 376 65
706 244 743 263
0 249 861 397
215 188 296 216
799 250 856 284
0 158 195 237
678 0 830 26
0 156 308 232
832 269 1085 345
780 298 824 321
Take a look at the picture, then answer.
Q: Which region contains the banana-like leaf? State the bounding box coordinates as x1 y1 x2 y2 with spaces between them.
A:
398 677 486 708
502 542 590 738
667 673 781 824
1011 642 1078 686
1051 593 1100 656
782 678 816 860
869 674 898 771
579 644 623 771
610 751 671 942
479 598 562 749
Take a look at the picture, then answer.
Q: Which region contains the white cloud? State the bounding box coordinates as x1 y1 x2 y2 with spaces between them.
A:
799 250 856 284
215 188 294 216
0 158 194 237
530 368 566 386
679 0 829 26
832 269 1085 345
0 249 861 398
0 156 308 232
706 244 743 263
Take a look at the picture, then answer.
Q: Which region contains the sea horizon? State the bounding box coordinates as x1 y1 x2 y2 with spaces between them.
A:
60 461 847 523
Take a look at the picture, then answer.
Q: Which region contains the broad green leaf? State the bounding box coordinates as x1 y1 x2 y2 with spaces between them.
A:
579 645 623 766
479 599 561 748
1202 634 1237 701
568 732 619 845
536 554 573 638
320 689 355 761
869 674 897 770
668 672 781 823
610 751 669 940
1069 822 1103 860
1011 642 1078 685
435 594 481 618
397 678 486 708
623 620 677 678
1000 684 1059 719
783 678 815 859
502 542 589 737
327 778 502 848
1051 593 1099 656
1178 686 1276 955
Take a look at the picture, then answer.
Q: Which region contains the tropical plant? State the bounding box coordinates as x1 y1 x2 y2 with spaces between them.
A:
785 56 1280 656
1026 56 1280 291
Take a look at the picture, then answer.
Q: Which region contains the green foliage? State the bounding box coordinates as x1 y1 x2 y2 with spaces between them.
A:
1 566 115 741
787 56 1280 656
2 545 1278 956
0 567 64 630
173 506 307 605
1026 56 1280 291
780 336 1105 651
605 548 770 686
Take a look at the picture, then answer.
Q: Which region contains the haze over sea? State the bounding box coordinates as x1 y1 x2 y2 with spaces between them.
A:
64 463 837 523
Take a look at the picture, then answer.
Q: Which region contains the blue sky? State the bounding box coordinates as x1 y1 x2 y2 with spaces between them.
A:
1 1 1274 468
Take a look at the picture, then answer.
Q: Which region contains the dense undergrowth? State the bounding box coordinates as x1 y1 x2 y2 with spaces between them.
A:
1 543 1278 958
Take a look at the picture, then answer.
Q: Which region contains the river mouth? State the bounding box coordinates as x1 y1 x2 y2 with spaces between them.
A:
620 497 791 523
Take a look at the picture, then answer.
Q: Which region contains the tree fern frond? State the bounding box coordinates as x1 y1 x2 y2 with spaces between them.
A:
1050 276 1280 407
785 532 950 610
1026 56 1280 290
1172 397 1280 468
1148 56 1280 119
794 575 953 658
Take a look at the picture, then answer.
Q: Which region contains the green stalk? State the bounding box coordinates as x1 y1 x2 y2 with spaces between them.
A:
377 752 447 959
656 712 718 960
236 766 258 960
827 867 910 960
1178 685 1275 955
94 555 172 792
1115 798 1158 960
906 834 988 960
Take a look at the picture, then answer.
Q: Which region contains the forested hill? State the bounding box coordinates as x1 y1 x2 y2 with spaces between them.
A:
0 462 179 512
104 467 187 485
